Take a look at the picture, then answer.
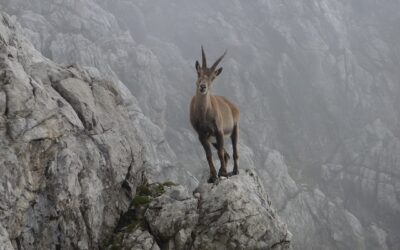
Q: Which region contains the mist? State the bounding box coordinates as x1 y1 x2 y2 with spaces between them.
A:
1 0 400 249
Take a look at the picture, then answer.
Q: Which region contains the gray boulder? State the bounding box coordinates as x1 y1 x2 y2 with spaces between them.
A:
189 170 291 250
114 170 291 250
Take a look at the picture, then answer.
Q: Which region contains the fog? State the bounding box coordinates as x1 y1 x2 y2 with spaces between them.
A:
2 0 400 249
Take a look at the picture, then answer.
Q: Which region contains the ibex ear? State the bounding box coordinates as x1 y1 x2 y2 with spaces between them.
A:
215 67 223 76
195 61 201 76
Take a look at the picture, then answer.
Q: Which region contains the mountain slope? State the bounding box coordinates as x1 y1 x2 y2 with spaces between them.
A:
0 11 290 250
2 0 399 249
0 11 148 248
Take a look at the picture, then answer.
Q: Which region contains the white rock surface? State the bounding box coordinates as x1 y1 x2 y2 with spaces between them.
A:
115 170 291 250
0 11 168 249
0 10 290 250
1 0 400 249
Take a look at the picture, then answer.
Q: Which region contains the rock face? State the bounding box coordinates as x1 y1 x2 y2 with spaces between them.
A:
2 0 400 249
0 12 147 249
0 10 290 250
109 170 291 250
188 171 290 250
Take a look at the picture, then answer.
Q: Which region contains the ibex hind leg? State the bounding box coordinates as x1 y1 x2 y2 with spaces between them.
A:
230 124 239 176
212 143 230 163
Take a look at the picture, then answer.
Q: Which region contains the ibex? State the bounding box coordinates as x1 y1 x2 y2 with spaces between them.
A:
190 46 240 183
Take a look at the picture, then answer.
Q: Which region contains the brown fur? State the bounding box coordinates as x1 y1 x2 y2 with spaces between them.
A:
190 47 240 183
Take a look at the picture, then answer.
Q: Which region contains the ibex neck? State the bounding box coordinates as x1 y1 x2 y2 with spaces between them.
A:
195 92 212 118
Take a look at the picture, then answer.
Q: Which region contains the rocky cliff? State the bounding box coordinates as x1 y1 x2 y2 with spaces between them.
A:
1 0 399 249
0 11 290 249
107 170 290 250
0 11 148 249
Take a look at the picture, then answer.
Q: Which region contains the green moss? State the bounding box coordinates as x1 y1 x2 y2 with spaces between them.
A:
135 182 175 198
107 234 123 250
109 243 122 250
125 220 141 233
162 181 177 187
136 185 152 196
153 184 165 196
104 181 178 249
151 181 178 196
130 195 151 207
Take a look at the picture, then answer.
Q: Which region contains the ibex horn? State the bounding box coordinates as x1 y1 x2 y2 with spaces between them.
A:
211 49 227 71
201 45 207 68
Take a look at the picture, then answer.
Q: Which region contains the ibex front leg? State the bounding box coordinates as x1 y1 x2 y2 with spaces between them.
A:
216 131 228 177
200 135 218 183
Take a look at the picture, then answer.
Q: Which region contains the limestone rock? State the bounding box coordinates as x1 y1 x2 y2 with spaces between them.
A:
145 186 198 245
0 223 13 250
111 228 160 250
141 170 291 250
0 11 148 249
2 0 400 249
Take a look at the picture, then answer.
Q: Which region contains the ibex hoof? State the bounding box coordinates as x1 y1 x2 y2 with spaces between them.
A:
228 170 239 177
207 176 218 183
218 171 228 178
